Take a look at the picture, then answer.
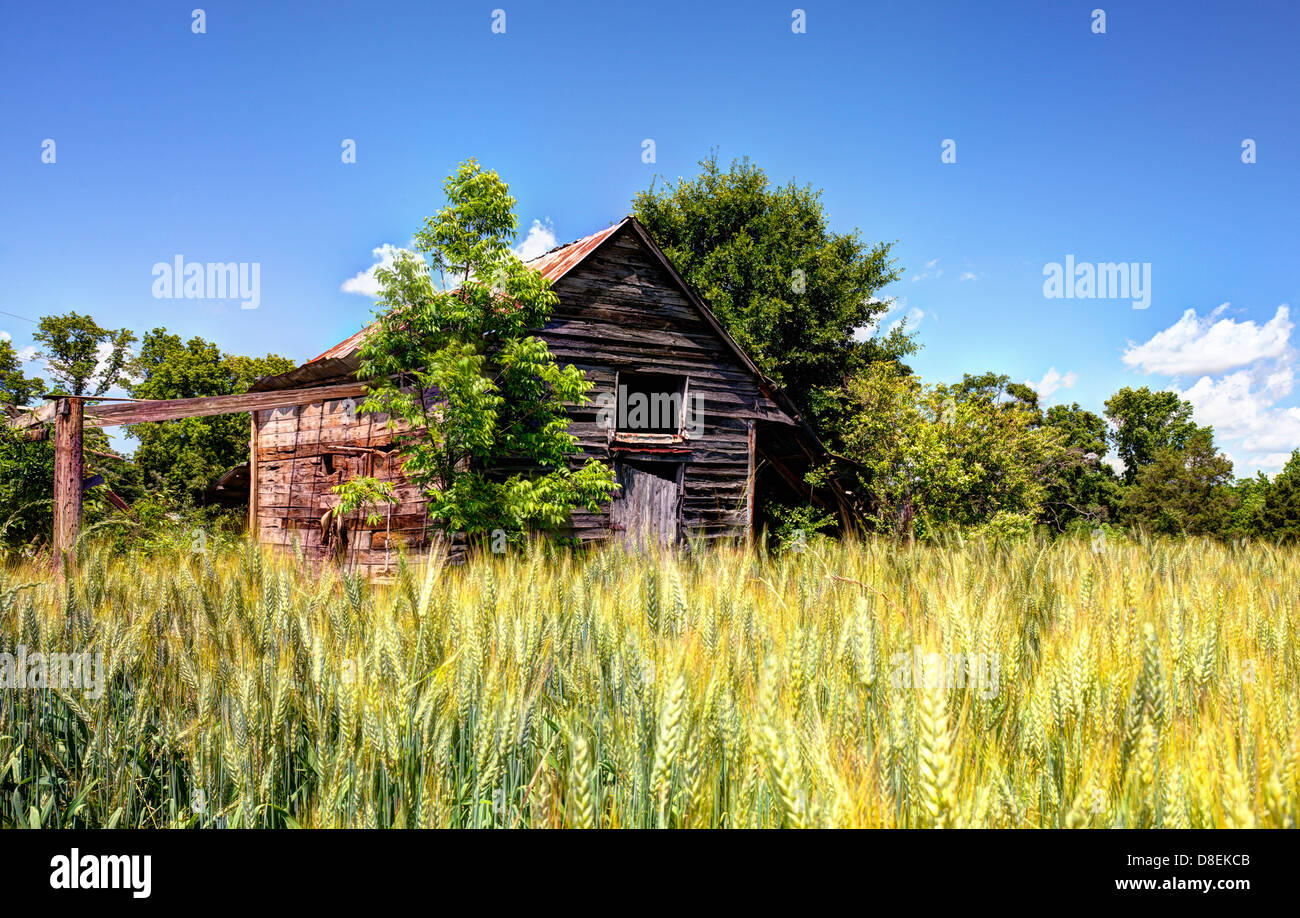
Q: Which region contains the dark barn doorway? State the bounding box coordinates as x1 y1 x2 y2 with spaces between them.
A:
610 460 681 548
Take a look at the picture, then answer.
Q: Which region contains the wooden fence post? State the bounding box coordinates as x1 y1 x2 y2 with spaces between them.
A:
53 397 84 556
248 410 260 535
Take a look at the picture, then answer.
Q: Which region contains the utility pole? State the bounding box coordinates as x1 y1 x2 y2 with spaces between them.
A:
52 396 84 556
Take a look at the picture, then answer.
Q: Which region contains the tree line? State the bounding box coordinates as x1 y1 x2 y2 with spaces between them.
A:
632 154 1300 545
2 153 1297 554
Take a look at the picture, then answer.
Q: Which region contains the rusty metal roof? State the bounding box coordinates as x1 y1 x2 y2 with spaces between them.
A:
309 218 629 365
523 218 626 284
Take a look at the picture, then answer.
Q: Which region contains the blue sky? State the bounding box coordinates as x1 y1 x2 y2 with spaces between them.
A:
2 0 1298 473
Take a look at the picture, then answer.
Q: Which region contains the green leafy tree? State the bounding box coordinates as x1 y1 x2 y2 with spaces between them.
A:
0 426 142 552
951 372 1039 411
127 329 294 502
1225 472 1270 541
0 428 55 549
33 311 136 396
1103 386 1205 484
1044 403 1109 456
1123 428 1235 536
331 477 398 530
840 363 1057 537
1260 450 1300 542
0 339 44 407
633 153 911 441
356 160 618 539
1038 402 1123 531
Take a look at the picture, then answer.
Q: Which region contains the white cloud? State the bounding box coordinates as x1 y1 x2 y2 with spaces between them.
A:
1117 302 1300 474
1025 366 1078 401
1122 303 1291 376
341 243 424 297
1255 453 1295 474
1178 370 1300 456
911 258 942 283
515 219 557 261
887 306 924 334
1265 365 1295 399
0 330 10 343
958 258 983 282
1112 304 1294 473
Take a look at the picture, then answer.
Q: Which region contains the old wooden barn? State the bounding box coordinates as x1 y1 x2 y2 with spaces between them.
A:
15 217 853 571
242 217 851 571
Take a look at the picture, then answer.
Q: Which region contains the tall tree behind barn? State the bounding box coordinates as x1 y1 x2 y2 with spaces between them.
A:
246 217 853 572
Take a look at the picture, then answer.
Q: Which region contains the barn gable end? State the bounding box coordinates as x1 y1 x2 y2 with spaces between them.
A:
538 222 793 544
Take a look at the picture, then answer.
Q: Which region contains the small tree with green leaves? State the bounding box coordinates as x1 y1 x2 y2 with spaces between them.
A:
840 362 1058 538
0 427 55 551
1038 402 1123 532
1103 386 1205 485
356 160 617 541
330 477 398 527
0 340 50 548
1260 450 1300 543
0 339 44 408
33 311 136 397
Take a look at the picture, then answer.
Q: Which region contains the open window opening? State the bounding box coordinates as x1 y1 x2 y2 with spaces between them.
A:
616 372 687 434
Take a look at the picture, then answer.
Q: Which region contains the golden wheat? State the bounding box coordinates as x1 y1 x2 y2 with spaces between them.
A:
0 532 1296 828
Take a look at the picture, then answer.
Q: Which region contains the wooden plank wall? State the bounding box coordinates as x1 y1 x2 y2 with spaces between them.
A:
253 224 792 568
253 396 448 575
542 226 787 544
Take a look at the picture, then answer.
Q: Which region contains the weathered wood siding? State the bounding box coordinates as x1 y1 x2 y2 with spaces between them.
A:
252 398 442 575
252 223 792 570
541 225 786 544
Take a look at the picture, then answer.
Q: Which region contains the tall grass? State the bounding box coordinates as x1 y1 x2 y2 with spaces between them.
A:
0 533 1296 828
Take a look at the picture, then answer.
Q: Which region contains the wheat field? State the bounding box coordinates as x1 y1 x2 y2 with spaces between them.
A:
0 533 1296 828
